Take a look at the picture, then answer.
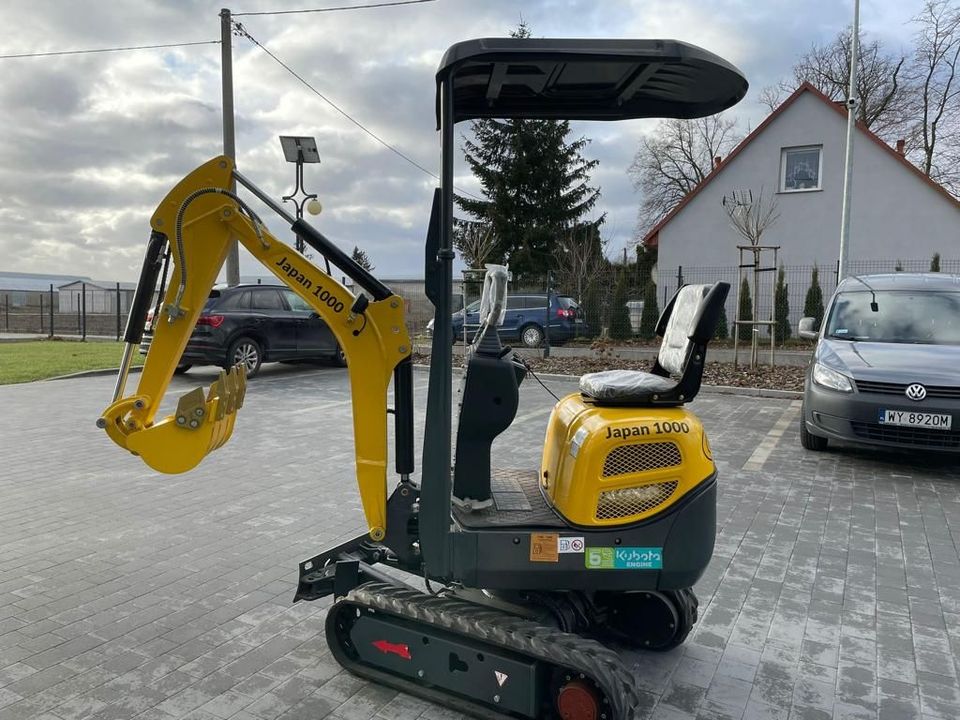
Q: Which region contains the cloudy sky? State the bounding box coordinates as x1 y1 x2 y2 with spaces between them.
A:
0 0 922 282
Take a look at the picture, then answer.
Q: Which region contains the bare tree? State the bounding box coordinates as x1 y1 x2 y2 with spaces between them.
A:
910 0 960 192
453 220 496 269
552 226 606 303
773 29 914 141
722 187 780 246
629 114 742 241
758 85 785 113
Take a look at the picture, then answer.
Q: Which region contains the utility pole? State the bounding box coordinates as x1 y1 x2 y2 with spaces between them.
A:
837 0 860 280
221 7 240 286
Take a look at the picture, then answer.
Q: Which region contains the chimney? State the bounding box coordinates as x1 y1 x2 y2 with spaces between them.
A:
896 139 905 155
713 156 722 169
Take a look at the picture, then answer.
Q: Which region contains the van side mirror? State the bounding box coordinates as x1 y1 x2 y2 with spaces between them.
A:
798 317 819 341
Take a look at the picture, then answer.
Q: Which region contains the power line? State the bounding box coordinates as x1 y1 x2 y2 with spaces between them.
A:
0 40 220 60
232 21 479 199
234 0 436 17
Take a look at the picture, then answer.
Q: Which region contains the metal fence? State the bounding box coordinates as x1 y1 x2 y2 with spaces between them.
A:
5 259 956 343
0 283 143 340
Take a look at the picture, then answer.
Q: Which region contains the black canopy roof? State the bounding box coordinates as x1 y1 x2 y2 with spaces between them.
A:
435 38 748 126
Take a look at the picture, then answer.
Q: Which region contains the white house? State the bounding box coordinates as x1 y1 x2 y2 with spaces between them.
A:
645 82 960 323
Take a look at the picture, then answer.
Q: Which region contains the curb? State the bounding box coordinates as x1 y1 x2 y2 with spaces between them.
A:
45 366 143 382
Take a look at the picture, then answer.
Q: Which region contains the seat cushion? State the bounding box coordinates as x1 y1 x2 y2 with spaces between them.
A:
580 369 677 404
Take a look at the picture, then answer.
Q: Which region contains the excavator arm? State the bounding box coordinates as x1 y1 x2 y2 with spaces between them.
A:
98 156 412 541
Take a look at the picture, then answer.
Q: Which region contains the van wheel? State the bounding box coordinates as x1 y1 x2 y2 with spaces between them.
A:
800 413 828 451
520 323 545 348
229 337 262 378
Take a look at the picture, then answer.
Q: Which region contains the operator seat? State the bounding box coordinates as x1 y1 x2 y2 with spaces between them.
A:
580 282 730 407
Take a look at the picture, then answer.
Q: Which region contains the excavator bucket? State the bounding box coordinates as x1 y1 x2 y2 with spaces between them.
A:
99 365 246 474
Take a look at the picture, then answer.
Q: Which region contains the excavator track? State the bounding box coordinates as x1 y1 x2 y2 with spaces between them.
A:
325 582 644 719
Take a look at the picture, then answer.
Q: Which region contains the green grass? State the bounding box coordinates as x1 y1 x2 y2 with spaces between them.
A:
0 339 143 384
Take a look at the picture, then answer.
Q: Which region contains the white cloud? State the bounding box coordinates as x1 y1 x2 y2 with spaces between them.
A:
0 0 917 282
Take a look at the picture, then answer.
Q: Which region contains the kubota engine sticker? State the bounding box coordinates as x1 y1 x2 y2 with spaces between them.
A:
585 546 663 570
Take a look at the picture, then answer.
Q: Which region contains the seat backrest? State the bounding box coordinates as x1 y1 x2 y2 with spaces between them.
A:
657 284 711 375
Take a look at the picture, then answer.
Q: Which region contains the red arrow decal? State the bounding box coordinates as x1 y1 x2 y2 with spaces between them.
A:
372 639 412 660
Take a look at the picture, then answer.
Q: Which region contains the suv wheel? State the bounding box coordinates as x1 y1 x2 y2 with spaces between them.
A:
332 342 347 367
800 411 828 451
520 323 544 348
174 364 192 375
229 336 263 378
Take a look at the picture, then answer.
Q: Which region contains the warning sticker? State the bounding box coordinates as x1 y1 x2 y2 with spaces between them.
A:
585 547 663 570
559 537 585 554
529 533 559 562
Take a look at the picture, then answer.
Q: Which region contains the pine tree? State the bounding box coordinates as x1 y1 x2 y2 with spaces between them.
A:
738 277 753 324
715 304 729 340
638 282 660 340
803 266 824 327
774 265 791 343
351 246 374 271
582 281 604 339
608 269 633 340
454 23 602 278
931 253 941 272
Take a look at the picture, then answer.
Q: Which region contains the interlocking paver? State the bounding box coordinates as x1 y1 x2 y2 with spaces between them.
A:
2 364 960 718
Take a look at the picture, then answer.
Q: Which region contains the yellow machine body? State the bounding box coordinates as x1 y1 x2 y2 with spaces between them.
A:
540 393 715 527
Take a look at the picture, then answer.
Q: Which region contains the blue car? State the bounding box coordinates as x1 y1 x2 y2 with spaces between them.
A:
448 293 586 347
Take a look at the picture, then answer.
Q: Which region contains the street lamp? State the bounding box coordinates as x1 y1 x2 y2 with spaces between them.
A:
838 0 861 280
279 135 320 256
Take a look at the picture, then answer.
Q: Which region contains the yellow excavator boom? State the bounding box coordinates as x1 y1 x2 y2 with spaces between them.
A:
98 156 411 540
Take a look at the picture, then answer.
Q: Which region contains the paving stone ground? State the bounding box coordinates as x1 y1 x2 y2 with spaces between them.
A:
0 362 959 720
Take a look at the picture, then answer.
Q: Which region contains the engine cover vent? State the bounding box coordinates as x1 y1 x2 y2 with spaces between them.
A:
596 480 679 520
601 442 681 478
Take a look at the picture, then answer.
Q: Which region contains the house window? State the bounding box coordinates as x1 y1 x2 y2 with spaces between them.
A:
781 146 822 192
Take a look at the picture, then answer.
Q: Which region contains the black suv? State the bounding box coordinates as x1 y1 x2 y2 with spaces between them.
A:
142 284 344 378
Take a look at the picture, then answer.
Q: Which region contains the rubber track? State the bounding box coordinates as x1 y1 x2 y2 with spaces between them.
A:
328 581 645 719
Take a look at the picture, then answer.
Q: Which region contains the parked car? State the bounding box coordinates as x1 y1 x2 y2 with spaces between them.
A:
428 293 586 347
141 284 345 378
799 273 960 452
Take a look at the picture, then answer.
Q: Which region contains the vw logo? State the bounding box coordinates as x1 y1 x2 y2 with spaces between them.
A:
905 383 927 401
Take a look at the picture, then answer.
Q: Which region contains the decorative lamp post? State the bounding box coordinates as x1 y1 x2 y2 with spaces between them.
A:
279 135 321 256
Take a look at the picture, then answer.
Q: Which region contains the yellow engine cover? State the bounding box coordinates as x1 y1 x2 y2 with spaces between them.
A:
540 393 715 527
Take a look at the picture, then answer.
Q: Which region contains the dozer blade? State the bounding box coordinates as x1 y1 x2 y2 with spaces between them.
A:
122 365 247 474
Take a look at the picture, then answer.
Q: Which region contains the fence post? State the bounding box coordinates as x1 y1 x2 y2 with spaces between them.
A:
677 266 684 288
543 275 551 359
81 283 86 341
40 294 44 334
49 284 54 338
76 293 81 333
116 282 121 341
4 294 8 332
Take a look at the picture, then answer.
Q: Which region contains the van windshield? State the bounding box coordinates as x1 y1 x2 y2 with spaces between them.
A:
826 290 960 344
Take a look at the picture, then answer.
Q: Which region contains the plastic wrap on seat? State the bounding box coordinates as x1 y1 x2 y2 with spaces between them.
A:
658 284 710 375
580 369 676 402
478 264 509 327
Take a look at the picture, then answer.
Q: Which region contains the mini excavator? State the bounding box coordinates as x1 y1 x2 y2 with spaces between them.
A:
100 38 746 719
